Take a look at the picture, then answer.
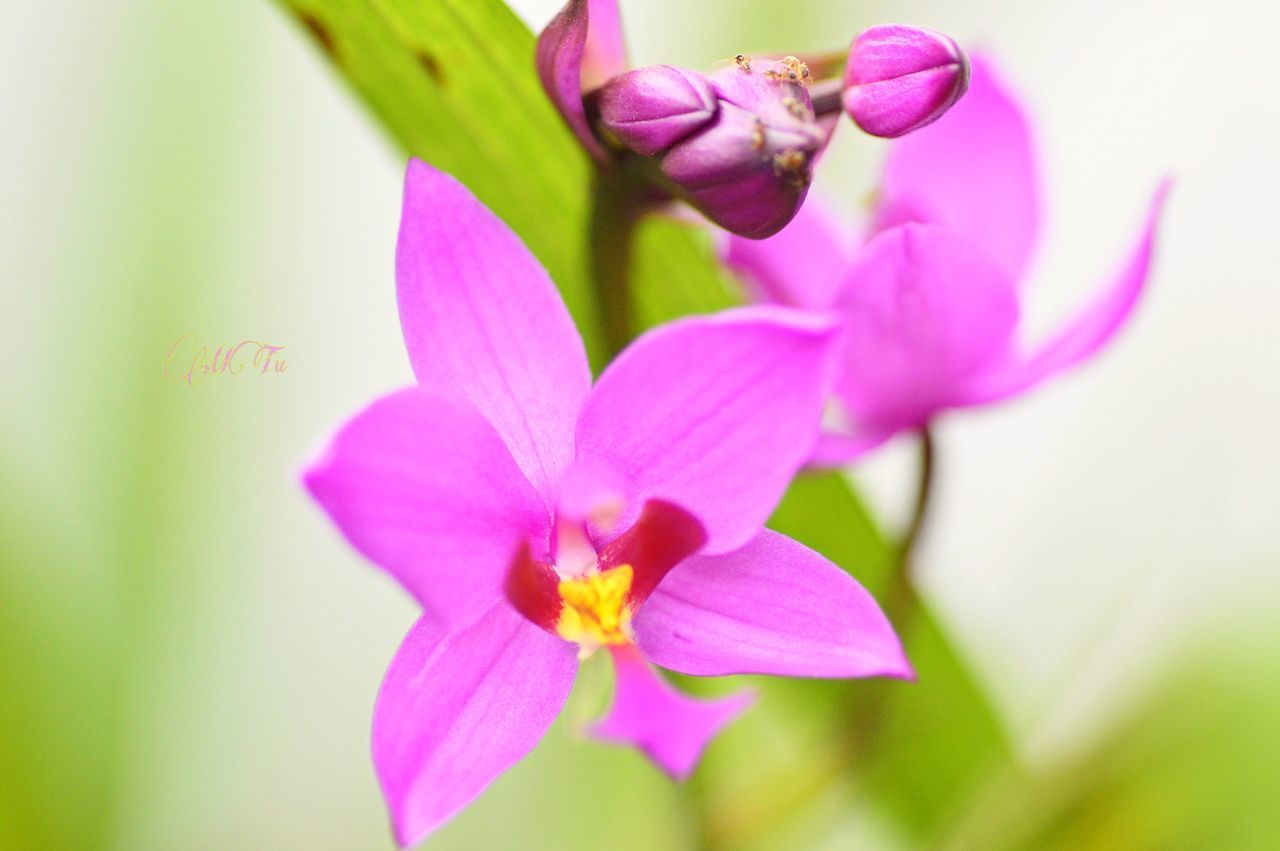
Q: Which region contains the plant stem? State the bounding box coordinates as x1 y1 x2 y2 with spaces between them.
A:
885 426 935 631
809 77 844 118
588 161 650 363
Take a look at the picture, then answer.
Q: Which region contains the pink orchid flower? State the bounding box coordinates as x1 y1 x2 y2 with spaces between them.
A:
304 161 911 846
727 55 1170 463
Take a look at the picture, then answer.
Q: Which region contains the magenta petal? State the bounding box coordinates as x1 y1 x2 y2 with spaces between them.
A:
575 307 840 554
834 223 1019 433
304 388 549 629
397 161 591 504
374 605 578 847
875 55 1041 282
958 181 1171 405
581 0 628 88
591 645 752 780
634 530 911 678
808 425 895 468
537 0 611 161
724 195 855 311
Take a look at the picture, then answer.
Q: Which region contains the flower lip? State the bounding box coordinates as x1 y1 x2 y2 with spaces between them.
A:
505 498 707 653
556 564 635 657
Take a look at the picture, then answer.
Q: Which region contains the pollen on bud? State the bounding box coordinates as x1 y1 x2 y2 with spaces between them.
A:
843 24 969 139
594 65 719 157
659 59 824 239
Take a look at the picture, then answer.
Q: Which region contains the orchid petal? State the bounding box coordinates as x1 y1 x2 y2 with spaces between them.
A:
575 307 840 554
875 55 1041 282
958 181 1171 405
723 195 855 311
304 388 549 630
374 605 578 847
834 223 1019 433
582 0 629 88
634 530 911 678
591 644 752 780
808 426 895 468
397 161 591 504
537 0 611 161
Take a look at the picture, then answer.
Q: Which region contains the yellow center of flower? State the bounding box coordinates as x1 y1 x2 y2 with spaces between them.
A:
556 564 634 658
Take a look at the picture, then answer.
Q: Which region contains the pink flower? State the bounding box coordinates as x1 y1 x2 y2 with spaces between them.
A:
726 56 1170 463
304 161 911 845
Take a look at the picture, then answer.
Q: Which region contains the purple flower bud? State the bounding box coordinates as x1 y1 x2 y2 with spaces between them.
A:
843 24 969 139
594 65 718 157
659 59 825 239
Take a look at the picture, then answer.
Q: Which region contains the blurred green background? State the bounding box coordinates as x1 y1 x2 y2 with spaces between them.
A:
1 0 1277 848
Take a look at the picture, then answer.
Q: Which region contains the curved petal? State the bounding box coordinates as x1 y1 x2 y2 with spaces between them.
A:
874 55 1041 282
537 0 611 161
590 644 752 780
397 161 591 504
582 0 628 88
808 426 895 468
575 307 841 554
834 223 1019 433
374 606 578 847
634 530 911 679
723 195 855 311
957 181 1171 405
303 387 550 630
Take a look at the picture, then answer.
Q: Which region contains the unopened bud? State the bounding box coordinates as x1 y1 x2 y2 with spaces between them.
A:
594 65 718 157
843 24 969 139
659 59 824 239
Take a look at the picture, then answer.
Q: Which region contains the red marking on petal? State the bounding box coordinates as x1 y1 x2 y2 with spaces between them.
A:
505 543 562 631
599 500 707 607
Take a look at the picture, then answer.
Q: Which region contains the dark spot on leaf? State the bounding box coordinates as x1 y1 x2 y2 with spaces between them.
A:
297 11 338 62
416 51 446 87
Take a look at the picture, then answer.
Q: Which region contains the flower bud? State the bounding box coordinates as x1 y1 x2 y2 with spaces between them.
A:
659 59 825 239
594 65 718 157
843 24 969 139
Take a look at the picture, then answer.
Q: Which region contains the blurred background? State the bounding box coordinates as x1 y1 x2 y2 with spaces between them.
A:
2 0 1276 848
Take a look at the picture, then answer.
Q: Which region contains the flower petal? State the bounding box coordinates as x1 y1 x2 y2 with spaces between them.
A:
304 387 549 630
634 530 911 678
833 223 1019 433
575 307 840 554
581 0 629 88
874 55 1041 282
590 644 752 780
374 605 578 847
808 426 895 468
723 195 855 311
537 0 611 161
957 181 1171 405
397 161 591 504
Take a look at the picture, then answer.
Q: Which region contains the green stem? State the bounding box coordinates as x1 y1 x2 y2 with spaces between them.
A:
885 426 935 629
588 162 650 363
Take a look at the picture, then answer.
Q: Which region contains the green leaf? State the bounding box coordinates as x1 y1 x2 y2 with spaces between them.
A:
941 622 1280 851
